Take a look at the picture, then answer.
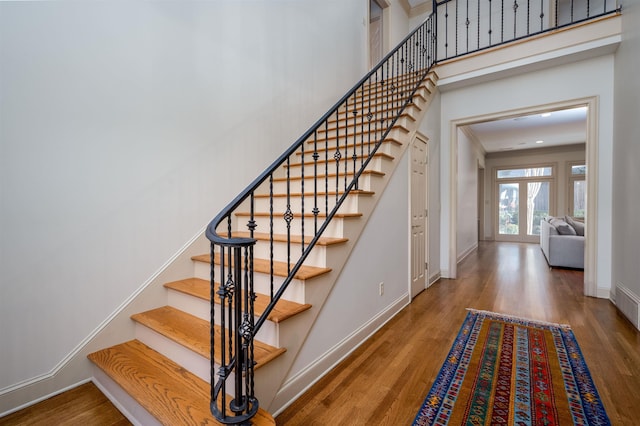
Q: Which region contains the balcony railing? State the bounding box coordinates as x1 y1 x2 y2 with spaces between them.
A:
435 0 620 61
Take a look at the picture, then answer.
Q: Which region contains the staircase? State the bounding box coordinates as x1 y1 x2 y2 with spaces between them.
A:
87 73 437 426
88 16 438 425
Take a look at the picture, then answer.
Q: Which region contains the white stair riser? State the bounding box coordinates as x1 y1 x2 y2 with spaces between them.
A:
166 289 279 347
271 172 378 193
134 324 213 385
296 139 401 160
313 124 409 142
253 193 363 216
92 367 162 426
301 127 408 151
252 241 328 268
194 261 307 304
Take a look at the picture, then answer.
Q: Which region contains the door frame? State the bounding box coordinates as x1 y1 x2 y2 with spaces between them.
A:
449 97 599 297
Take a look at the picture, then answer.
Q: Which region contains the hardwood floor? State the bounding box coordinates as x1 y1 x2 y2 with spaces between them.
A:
0 382 130 426
276 242 640 425
3 242 639 425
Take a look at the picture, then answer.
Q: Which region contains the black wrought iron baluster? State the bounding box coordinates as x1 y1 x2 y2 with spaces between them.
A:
466 0 470 54
526 0 530 35
359 80 365 184
325 119 329 219
269 175 274 299
343 101 348 195
489 0 493 46
285 157 292 275
352 96 358 191
248 245 256 404
313 131 319 235
555 0 559 26
445 2 449 58
372 70 377 156
587 0 590 18
540 0 544 32
501 0 505 42
514 0 519 38
392 51 396 127
477 0 481 50
209 241 216 412
334 110 340 207
230 246 243 416
571 0 575 22
300 144 305 255
455 0 459 56
215 243 227 418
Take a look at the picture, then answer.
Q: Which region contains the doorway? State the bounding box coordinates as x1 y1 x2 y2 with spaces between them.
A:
449 98 599 296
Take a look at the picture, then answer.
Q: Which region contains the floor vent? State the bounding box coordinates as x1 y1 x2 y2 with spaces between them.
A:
615 283 640 330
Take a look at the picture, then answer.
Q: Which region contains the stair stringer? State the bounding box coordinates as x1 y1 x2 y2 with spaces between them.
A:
248 73 439 412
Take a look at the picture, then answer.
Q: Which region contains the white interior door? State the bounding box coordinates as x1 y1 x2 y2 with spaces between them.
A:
410 134 428 299
369 0 383 68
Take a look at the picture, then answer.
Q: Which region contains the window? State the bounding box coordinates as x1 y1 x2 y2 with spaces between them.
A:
568 162 586 219
495 165 554 242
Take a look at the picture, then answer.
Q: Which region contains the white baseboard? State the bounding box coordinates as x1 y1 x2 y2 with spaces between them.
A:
270 293 410 416
457 242 478 264
428 271 441 287
0 379 90 418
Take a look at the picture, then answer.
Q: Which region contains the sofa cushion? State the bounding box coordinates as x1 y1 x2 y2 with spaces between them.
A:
565 215 585 236
549 218 577 235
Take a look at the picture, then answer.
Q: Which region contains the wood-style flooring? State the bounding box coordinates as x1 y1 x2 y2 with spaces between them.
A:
3 242 639 425
276 242 640 425
0 382 129 426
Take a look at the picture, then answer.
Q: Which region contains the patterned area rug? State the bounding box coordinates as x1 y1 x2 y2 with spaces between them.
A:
413 309 610 425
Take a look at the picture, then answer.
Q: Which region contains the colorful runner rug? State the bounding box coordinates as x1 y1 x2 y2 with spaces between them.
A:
413 309 610 425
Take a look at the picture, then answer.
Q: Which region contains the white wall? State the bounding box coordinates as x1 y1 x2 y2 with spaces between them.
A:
439 55 614 291
484 145 586 239
456 130 483 259
284 149 410 381
0 0 368 401
612 0 640 306
386 1 412 49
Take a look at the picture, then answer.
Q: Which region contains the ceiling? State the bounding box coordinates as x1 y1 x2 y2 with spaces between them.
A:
463 106 588 153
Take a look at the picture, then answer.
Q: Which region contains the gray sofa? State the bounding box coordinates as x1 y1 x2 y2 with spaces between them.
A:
539 216 585 269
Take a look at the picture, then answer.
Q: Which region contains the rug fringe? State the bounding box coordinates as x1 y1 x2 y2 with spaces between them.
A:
466 308 571 329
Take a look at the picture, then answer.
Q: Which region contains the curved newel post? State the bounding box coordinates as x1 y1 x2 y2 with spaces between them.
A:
208 230 258 425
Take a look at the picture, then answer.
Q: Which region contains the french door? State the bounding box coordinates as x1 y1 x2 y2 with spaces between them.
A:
495 167 554 243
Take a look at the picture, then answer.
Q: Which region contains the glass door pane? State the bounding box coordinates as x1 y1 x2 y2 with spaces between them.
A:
573 180 586 218
527 181 549 236
498 183 519 235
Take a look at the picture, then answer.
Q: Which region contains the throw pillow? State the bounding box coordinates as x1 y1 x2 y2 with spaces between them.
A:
565 215 585 236
550 218 577 235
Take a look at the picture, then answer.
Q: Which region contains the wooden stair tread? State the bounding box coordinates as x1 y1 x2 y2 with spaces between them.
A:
164 278 312 323
131 306 285 368
87 340 275 426
253 189 374 198
192 253 332 281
